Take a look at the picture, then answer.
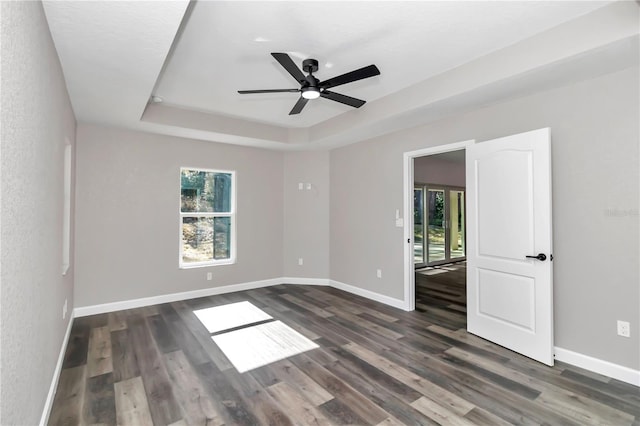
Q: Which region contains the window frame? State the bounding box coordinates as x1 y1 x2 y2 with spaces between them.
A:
179 167 237 269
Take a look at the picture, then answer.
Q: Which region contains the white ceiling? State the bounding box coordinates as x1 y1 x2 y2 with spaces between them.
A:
42 1 639 150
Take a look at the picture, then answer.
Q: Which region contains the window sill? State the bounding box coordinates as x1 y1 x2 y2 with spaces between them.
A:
179 259 236 269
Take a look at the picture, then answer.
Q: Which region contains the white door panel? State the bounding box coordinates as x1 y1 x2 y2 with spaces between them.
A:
477 268 535 331
467 128 553 366
477 150 534 260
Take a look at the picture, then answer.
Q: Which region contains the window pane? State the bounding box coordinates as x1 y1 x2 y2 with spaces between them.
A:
427 189 445 263
181 169 232 213
213 217 231 259
414 188 424 264
181 217 231 264
449 190 465 259
182 217 214 263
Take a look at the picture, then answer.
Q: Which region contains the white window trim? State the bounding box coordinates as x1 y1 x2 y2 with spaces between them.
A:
62 142 72 275
179 167 237 269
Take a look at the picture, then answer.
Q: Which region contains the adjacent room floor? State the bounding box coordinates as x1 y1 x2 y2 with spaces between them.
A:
49 268 639 425
415 261 467 331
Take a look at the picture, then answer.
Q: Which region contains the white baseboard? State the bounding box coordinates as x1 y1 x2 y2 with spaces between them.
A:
74 278 282 317
40 312 75 426
554 346 640 387
282 277 330 286
330 279 407 310
74 277 405 316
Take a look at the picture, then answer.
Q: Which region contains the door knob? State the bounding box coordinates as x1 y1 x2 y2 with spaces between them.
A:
526 253 547 261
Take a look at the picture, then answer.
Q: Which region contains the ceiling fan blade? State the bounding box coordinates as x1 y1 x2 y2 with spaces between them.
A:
238 89 299 94
271 53 306 84
319 65 380 90
320 90 366 108
289 96 308 115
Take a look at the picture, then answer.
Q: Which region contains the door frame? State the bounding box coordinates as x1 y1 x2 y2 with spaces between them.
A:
402 140 474 311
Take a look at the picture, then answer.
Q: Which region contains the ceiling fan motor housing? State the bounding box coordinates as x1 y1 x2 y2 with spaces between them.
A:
302 58 319 74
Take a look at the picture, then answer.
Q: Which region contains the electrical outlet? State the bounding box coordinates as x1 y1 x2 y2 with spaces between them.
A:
376 269 382 278
62 299 68 320
298 258 304 266
206 272 213 281
298 182 303 190
617 320 630 337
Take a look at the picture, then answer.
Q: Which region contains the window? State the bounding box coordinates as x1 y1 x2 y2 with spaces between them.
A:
180 168 235 268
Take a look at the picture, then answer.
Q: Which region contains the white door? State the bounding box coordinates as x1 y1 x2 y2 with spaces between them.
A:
466 128 554 365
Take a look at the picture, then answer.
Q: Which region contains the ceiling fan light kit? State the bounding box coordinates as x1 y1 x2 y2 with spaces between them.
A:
238 52 380 115
301 87 321 100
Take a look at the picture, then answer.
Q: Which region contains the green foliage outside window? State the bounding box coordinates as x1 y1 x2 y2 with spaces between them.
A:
180 169 233 265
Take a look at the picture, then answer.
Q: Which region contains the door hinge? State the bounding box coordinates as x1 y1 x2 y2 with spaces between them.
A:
407 238 411 243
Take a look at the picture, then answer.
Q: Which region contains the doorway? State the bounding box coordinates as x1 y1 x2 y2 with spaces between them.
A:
402 140 473 311
414 185 466 267
411 149 468 325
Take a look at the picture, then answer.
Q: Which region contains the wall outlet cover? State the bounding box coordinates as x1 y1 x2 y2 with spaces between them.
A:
617 320 630 337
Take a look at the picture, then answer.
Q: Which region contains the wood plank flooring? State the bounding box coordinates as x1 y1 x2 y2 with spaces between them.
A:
49 266 639 425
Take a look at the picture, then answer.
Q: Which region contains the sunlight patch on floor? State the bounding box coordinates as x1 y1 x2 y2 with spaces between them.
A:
212 320 318 373
193 301 318 373
193 301 272 333
418 269 449 276
417 262 466 276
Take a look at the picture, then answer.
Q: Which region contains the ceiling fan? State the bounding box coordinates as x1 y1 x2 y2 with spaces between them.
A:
238 52 380 115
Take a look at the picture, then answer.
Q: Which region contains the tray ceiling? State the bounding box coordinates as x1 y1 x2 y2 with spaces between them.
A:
42 1 637 150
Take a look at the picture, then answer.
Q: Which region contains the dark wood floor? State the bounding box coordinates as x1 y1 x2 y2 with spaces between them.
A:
49 266 639 425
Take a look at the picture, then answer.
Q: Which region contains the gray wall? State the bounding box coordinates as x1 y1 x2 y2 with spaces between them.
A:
414 154 465 187
330 66 639 370
283 151 330 278
0 2 77 424
74 124 284 307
